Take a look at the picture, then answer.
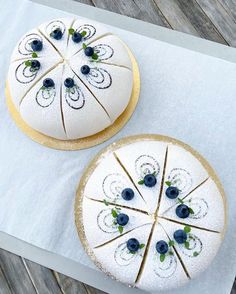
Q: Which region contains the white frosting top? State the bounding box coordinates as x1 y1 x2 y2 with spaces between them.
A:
81 138 225 291
8 17 133 140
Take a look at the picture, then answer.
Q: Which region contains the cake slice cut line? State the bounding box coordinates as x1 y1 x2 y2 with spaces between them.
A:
59 64 67 136
85 196 149 215
18 60 63 106
160 176 210 216
70 32 112 58
113 152 147 205
94 222 153 249
68 66 112 122
158 216 221 234
66 18 76 48
159 221 191 279
155 146 169 216
37 28 64 59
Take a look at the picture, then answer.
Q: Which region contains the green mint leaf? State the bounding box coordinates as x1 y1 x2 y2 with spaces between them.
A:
68 28 75 35
189 235 193 239
81 31 86 37
92 53 98 60
169 251 174 256
111 209 118 218
32 52 38 58
160 254 165 262
165 181 171 187
168 240 175 247
138 179 144 185
24 60 32 67
184 225 191 233
139 244 145 249
152 171 156 176
129 251 136 254
184 241 190 249
193 251 199 257
103 199 109 206
188 207 194 214
177 197 184 204
82 43 87 49
118 225 123 234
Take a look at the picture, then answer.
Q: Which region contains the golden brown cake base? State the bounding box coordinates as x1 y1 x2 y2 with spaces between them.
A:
74 134 227 284
6 47 140 151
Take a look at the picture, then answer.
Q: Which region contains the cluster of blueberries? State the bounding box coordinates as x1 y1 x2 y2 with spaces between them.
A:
126 229 188 255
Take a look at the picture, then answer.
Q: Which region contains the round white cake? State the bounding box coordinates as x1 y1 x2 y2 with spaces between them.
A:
75 135 226 292
7 18 134 141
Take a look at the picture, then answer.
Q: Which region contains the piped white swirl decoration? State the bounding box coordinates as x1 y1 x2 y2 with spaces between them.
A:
179 234 203 257
85 67 112 89
94 44 114 60
65 85 85 110
167 168 192 194
45 20 66 35
185 198 209 220
18 33 42 56
15 61 39 84
36 86 56 108
153 251 177 278
135 155 160 179
76 24 96 40
114 242 138 266
97 209 118 233
102 173 126 201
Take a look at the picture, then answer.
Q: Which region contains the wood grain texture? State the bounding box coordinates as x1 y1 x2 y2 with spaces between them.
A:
196 0 236 46
1 0 236 293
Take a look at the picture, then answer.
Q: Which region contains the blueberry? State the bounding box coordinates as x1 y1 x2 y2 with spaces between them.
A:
127 238 140 252
117 213 129 226
84 46 94 56
166 186 179 199
176 204 190 219
64 78 74 88
144 174 157 187
72 32 82 43
156 240 169 254
173 229 187 244
31 39 43 51
31 60 40 70
80 65 90 75
50 28 63 40
43 78 54 88
121 188 134 201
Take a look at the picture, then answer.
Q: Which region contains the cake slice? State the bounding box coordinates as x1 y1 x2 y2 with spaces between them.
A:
137 222 189 291
38 18 73 57
20 64 66 140
84 153 148 212
158 143 209 215
93 223 152 285
115 140 168 214
82 198 153 248
10 29 61 61
158 218 222 279
67 18 110 57
68 58 133 122
8 56 62 109
61 65 111 139
160 178 225 232
72 35 132 70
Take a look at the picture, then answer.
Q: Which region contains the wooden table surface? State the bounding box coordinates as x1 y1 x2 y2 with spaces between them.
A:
1 0 236 293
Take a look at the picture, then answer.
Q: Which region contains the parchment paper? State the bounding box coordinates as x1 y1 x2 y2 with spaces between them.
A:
0 0 236 293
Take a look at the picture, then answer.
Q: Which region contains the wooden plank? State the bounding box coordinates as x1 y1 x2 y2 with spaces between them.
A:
232 279 236 294
75 0 94 5
0 264 12 294
22 258 63 294
91 0 171 27
0 250 36 294
54 271 106 294
196 0 236 46
171 0 228 45
154 0 199 36
218 0 236 22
